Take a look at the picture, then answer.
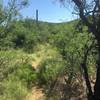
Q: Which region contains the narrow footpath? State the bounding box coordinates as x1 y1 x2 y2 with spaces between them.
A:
26 86 45 100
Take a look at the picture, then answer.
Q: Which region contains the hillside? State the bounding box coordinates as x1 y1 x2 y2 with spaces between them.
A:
0 18 96 100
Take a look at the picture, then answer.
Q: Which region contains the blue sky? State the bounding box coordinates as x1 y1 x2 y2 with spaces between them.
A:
3 0 77 23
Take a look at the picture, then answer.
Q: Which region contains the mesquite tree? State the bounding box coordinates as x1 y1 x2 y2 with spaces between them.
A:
59 0 100 100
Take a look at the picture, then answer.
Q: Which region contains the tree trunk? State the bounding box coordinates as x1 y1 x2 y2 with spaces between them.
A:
81 60 94 100
94 67 100 100
94 39 100 100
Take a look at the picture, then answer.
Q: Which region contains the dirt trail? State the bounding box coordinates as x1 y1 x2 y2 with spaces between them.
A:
26 86 45 100
26 51 46 100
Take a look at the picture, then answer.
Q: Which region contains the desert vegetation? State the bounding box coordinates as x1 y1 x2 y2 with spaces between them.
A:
0 0 99 100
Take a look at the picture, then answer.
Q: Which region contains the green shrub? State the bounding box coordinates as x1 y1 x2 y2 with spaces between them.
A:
37 58 64 87
15 64 37 88
0 50 37 100
0 76 28 100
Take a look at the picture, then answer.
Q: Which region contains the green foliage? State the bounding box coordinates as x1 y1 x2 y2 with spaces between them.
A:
0 11 97 100
0 76 28 100
37 58 63 86
15 64 37 88
0 50 36 100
